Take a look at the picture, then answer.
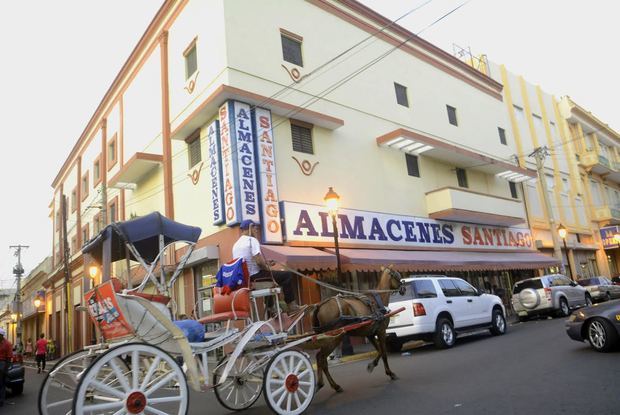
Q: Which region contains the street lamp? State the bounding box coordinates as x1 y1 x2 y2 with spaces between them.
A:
324 187 342 279
557 224 573 280
34 296 42 339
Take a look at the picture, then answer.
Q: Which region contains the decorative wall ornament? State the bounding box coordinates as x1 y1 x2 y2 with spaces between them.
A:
292 156 319 176
281 65 304 83
184 70 200 94
188 161 204 185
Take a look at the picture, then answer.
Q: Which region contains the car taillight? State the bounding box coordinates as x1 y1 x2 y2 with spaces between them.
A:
413 302 426 316
544 288 552 300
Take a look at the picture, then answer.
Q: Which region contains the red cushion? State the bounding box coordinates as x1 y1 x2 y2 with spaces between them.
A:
131 292 171 305
213 288 251 314
198 311 250 324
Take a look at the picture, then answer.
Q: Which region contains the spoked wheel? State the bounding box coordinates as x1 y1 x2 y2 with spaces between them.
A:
263 350 316 415
39 349 100 415
73 343 188 415
213 354 264 411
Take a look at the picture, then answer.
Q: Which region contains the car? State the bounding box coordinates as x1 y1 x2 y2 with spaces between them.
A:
611 276 620 286
6 350 24 395
386 275 506 352
577 276 620 303
565 299 620 352
511 274 592 321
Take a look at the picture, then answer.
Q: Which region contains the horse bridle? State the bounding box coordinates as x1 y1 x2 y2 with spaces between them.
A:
387 268 406 296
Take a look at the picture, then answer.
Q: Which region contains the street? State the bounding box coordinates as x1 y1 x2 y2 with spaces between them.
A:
11 317 619 415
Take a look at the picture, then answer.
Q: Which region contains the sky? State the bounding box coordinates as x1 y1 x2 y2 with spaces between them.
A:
0 0 618 286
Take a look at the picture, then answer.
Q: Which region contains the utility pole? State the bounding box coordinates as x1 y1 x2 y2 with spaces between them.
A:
530 146 565 273
61 195 72 354
9 244 28 351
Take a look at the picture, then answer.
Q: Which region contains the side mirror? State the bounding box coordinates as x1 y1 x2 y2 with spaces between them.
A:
569 281 577 287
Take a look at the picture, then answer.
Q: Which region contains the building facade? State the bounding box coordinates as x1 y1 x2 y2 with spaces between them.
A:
44 0 564 353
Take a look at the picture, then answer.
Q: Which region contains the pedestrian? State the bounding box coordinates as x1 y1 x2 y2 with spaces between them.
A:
47 337 56 360
0 328 13 407
232 220 299 311
25 338 33 358
36 333 48 373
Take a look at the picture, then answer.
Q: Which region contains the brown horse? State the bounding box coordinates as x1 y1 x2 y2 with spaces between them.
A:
312 266 403 392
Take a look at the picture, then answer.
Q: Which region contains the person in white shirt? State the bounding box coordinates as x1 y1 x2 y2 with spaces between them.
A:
232 220 298 311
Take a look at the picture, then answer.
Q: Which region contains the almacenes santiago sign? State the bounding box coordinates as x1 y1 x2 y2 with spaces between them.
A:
282 202 534 251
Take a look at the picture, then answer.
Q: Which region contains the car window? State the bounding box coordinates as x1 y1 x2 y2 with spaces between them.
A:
453 279 477 296
438 279 460 297
578 278 596 286
389 281 412 302
411 280 438 299
550 277 568 287
513 279 543 294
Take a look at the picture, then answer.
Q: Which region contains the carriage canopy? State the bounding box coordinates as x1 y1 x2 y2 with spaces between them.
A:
82 212 202 264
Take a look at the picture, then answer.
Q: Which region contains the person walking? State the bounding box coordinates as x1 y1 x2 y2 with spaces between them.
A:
232 220 299 311
25 338 33 358
35 333 48 373
0 328 13 407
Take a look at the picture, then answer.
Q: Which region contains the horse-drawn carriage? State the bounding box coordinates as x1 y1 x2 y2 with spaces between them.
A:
38 213 403 415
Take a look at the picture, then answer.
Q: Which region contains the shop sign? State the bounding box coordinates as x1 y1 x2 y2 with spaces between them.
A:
207 120 225 225
282 202 534 251
253 107 282 244
219 100 260 226
600 225 620 249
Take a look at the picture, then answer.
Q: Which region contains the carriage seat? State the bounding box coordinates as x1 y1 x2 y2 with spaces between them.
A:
197 287 251 324
109 277 171 305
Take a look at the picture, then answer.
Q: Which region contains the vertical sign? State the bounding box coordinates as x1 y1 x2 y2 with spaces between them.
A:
219 102 239 225
232 101 260 223
207 120 224 225
254 108 283 243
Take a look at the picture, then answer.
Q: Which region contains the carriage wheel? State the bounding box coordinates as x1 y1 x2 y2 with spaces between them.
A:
73 343 188 415
39 349 96 415
263 350 316 415
213 354 264 411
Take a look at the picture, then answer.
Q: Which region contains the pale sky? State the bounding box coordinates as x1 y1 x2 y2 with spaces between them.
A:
0 0 618 286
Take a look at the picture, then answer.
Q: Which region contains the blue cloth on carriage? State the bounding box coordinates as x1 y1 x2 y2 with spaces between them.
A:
215 258 247 295
173 319 205 342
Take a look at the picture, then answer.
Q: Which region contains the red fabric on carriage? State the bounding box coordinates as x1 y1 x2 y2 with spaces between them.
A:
197 287 251 324
131 292 171 305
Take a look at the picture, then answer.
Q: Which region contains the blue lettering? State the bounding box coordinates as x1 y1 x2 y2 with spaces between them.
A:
237 108 250 120
238 131 252 142
241 155 252 166
293 210 319 236
442 224 454 244
386 219 403 241
242 179 254 191
417 222 430 243
368 218 388 241
402 221 417 242
246 204 256 215
319 212 334 237
339 215 366 239
239 143 251 154
242 167 253 178
244 191 255 202
430 223 443 243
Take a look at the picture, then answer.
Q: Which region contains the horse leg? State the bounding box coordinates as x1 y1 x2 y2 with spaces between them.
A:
377 330 398 380
366 335 381 373
315 349 326 390
320 341 344 393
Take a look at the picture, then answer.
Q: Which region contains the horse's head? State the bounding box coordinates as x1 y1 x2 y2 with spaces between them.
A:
382 265 404 292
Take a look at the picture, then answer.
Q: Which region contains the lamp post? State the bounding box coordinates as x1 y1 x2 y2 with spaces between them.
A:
557 224 573 280
34 296 42 339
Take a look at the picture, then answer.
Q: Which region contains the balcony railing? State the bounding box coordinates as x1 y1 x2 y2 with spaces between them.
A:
593 205 620 224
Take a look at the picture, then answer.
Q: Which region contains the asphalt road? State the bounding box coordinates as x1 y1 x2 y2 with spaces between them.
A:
10 317 620 415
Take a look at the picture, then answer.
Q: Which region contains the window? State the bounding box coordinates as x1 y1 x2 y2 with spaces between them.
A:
82 224 90 244
446 105 458 126
512 279 543 294
291 121 313 154
71 235 77 256
438 279 460 297
109 199 118 223
107 134 117 170
81 172 89 201
411 280 437 299
94 213 102 233
498 127 507 145
184 41 197 80
513 105 525 123
405 154 420 177
93 157 101 186
453 279 477 296
71 188 77 212
281 31 303 67
456 168 468 188
186 130 201 168
394 83 408 107
509 181 518 199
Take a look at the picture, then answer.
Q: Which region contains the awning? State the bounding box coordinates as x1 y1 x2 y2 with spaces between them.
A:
262 245 337 271
327 249 559 272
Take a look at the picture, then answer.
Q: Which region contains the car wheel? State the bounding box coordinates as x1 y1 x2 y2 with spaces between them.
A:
9 384 23 395
585 294 593 307
386 339 403 353
556 298 570 317
587 318 619 352
490 308 507 336
434 318 455 349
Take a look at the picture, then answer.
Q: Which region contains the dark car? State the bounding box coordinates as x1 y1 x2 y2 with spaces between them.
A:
566 299 620 352
612 276 620 286
6 351 25 395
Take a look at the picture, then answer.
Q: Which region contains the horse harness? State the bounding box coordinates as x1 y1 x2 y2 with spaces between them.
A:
312 292 389 333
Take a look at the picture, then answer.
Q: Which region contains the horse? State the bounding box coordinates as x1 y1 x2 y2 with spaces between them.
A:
312 266 403 392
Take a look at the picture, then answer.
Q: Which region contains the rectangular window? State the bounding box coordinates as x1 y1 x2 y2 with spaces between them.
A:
82 224 90 244
281 31 303 67
446 105 458 126
71 188 77 212
405 154 420 177
81 172 89 201
71 235 77 256
184 41 198 80
394 83 409 107
186 130 201 168
438 279 460 297
513 105 525 123
107 134 117 170
509 181 518 199
291 121 313 154
498 127 507 145
93 157 101 186
453 279 477 296
109 199 118 223
411 280 437 299
456 168 468 188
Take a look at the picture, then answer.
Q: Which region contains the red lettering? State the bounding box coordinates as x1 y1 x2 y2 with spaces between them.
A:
462 226 472 245
516 232 525 247
267 219 280 233
261 131 272 143
508 232 518 246
266 204 278 217
226 207 234 220
264 189 277 203
259 115 270 129
483 228 494 245
493 229 503 246
473 228 485 245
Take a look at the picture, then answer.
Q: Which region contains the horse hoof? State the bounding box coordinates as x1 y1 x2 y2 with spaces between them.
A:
389 373 399 380
317 383 324 390
366 363 375 373
335 385 344 393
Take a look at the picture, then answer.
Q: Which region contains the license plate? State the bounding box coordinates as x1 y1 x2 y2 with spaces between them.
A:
518 311 527 316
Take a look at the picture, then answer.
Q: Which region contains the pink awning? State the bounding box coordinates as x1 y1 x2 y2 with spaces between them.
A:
327 249 559 272
262 245 337 271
